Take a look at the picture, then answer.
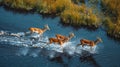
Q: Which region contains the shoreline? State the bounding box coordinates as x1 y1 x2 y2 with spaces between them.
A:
0 0 120 40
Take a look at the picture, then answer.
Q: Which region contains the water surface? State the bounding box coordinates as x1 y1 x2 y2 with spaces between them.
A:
0 6 120 67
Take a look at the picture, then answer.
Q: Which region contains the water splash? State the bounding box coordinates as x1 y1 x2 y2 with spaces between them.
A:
17 47 29 56
0 30 99 58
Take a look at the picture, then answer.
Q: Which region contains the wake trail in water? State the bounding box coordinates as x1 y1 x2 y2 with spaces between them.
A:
0 30 98 57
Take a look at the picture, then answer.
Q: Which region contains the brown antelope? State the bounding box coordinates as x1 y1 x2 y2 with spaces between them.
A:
55 34 67 40
56 33 75 42
48 33 75 46
77 37 102 47
48 38 63 45
29 24 50 35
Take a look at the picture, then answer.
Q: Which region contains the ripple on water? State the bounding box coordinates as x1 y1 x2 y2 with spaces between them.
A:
0 31 98 58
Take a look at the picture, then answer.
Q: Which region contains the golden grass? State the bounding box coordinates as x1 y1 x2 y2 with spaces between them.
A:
27 0 71 14
1 0 100 28
61 3 100 27
1 0 120 39
102 0 120 38
2 0 38 10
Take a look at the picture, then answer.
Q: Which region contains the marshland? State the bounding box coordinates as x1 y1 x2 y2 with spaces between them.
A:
0 0 120 67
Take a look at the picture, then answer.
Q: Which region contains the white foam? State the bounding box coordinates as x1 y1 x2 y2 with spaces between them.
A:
0 31 5 35
0 30 98 57
30 53 38 57
29 49 41 57
17 47 29 56
75 45 97 55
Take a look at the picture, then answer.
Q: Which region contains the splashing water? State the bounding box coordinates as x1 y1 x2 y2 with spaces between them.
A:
17 47 29 56
0 30 98 57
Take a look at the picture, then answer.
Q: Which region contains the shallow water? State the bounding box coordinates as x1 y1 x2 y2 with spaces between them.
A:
0 6 120 67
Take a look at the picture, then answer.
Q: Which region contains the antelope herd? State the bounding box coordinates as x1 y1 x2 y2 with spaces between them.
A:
28 24 102 48
49 33 75 46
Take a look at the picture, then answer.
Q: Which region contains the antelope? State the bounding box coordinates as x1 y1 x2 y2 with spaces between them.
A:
48 38 63 45
77 37 102 47
48 33 75 46
56 33 75 42
29 24 50 35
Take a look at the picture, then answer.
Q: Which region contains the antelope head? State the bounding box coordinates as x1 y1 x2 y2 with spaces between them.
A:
94 37 103 45
97 37 103 42
44 24 50 31
69 32 75 39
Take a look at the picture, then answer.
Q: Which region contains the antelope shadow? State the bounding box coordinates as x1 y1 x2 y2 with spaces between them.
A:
79 50 101 67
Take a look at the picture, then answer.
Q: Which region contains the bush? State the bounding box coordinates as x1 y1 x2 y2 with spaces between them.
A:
61 3 100 27
1 0 101 28
2 0 38 10
102 0 120 21
102 0 120 38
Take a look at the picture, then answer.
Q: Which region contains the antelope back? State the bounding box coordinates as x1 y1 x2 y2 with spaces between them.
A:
56 34 65 39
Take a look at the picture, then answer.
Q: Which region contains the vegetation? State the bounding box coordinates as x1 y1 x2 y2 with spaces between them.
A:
102 0 120 39
0 0 2 5
1 0 68 13
1 0 37 10
103 18 120 38
60 4 100 28
0 0 101 28
0 0 120 39
37 0 69 14
72 0 85 4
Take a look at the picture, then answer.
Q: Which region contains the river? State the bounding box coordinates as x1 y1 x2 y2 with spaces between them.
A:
0 6 120 67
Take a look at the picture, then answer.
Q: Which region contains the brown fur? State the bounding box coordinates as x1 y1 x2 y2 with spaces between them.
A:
29 25 50 35
49 38 63 45
55 33 74 42
78 38 102 47
56 34 67 40
29 27 43 34
55 34 68 42
49 33 75 46
80 39 95 47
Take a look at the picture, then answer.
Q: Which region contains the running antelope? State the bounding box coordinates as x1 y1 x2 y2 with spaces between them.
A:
56 33 75 42
48 33 75 46
29 24 50 35
77 37 102 47
48 38 63 45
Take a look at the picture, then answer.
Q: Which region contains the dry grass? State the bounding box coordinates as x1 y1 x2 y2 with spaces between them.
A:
1 0 120 39
102 0 120 38
1 0 100 28
61 3 100 27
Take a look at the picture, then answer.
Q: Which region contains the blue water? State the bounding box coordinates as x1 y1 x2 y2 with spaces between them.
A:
0 6 120 67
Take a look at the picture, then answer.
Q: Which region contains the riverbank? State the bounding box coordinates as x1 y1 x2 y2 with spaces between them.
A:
0 0 120 40
0 0 101 28
101 0 120 39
